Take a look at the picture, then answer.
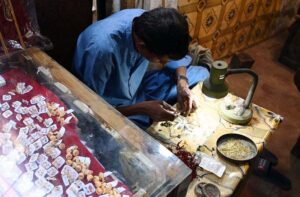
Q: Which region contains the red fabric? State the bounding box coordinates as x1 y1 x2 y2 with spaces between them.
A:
0 0 39 54
0 0 31 39
0 68 132 196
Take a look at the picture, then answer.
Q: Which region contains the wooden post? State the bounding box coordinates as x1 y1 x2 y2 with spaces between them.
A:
0 32 9 55
7 0 25 48
121 0 135 9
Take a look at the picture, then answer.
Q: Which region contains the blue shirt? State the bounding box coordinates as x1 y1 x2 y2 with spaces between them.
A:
73 9 191 107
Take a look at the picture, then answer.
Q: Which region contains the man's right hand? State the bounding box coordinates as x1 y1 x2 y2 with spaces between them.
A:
142 100 178 122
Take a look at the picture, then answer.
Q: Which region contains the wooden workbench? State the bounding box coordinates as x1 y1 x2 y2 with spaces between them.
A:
25 47 282 196
148 78 282 196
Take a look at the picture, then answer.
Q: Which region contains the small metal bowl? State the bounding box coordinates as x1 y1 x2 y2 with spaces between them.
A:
216 133 258 163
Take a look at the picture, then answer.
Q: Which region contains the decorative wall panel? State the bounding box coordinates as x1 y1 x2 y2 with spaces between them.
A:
212 32 233 58
198 5 222 37
119 0 299 59
178 0 299 59
257 0 276 16
240 0 259 23
220 0 242 30
231 24 252 53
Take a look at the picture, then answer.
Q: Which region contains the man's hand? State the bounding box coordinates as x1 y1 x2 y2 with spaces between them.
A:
143 100 178 122
177 79 197 116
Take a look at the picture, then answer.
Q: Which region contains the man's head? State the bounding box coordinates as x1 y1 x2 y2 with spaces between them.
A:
132 8 191 64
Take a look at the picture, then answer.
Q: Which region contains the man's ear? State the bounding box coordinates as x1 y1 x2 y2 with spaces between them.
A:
137 41 146 47
133 32 147 52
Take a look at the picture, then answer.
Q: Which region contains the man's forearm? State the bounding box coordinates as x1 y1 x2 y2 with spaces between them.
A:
176 66 189 85
176 66 187 77
117 100 178 122
116 102 147 117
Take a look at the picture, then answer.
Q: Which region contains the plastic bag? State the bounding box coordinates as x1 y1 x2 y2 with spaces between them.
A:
0 0 52 56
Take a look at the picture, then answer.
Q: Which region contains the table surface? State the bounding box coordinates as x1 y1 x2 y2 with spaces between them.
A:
25 47 282 196
148 80 282 196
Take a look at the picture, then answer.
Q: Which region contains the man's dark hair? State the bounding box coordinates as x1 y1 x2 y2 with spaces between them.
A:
133 7 191 59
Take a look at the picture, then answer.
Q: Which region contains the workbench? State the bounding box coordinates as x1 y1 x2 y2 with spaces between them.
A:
148 80 282 196
25 47 282 196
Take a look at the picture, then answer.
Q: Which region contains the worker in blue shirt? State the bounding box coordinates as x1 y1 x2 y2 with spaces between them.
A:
73 8 209 129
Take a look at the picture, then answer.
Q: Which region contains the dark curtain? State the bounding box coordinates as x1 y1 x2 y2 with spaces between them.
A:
34 0 93 71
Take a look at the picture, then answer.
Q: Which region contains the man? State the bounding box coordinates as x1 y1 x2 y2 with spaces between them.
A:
73 8 209 129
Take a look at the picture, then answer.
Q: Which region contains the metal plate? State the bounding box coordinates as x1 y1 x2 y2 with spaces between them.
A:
195 182 220 197
216 133 258 163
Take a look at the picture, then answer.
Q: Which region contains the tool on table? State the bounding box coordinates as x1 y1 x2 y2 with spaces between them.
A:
202 61 258 125
194 182 220 197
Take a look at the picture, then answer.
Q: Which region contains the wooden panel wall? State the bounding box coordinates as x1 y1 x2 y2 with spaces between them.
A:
178 0 298 59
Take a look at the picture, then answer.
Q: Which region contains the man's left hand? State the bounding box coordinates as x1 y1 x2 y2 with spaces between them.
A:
177 79 197 116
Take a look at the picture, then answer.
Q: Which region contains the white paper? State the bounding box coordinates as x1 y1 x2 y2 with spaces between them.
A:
199 154 226 178
0 75 6 87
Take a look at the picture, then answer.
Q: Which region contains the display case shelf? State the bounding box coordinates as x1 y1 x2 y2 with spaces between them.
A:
0 48 191 197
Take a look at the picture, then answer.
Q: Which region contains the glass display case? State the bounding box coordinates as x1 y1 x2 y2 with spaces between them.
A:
0 48 191 197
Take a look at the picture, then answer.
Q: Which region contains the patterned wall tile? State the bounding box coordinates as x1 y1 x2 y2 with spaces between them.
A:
220 0 243 30
198 5 223 38
212 32 233 58
186 12 198 37
231 25 252 53
178 0 199 7
172 0 297 58
240 0 260 23
257 0 276 16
